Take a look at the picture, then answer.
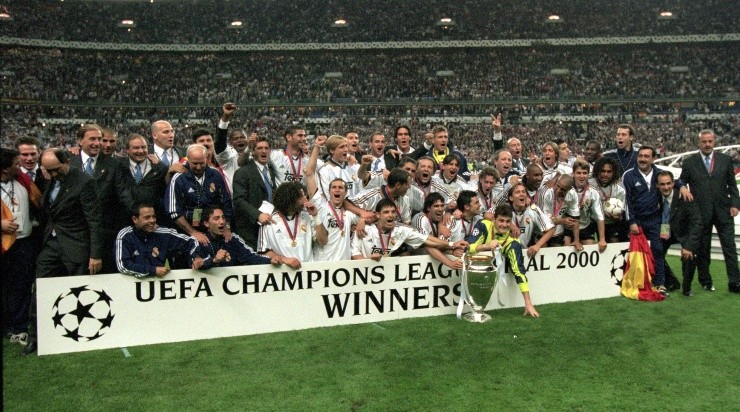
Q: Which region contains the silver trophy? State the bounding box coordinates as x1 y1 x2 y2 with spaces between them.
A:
461 253 499 323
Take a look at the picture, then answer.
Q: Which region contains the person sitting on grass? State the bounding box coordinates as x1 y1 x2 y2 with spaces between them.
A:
465 203 540 317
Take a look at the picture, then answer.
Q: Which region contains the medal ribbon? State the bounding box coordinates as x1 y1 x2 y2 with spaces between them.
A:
329 203 345 232
577 186 589 208
383 186 402 217
277 211 299 245
378 227 394 255
426 214 439 237
284 148 303 181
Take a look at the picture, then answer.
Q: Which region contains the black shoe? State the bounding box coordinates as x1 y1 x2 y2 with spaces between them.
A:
683 290 694 297
729 282 740 294
702 283 715 291
666 283 681 292
20 340 37 356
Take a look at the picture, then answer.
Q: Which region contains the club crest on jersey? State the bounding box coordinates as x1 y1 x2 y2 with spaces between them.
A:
209 183 216 193
151 247 160 258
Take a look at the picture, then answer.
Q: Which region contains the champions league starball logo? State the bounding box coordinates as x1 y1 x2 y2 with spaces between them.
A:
52 285 114 342
610 248 630 286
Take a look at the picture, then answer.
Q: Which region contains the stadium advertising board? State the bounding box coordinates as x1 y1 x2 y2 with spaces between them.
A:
37 243 628 355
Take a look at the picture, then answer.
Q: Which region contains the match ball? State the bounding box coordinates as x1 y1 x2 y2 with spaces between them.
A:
603 198 624 217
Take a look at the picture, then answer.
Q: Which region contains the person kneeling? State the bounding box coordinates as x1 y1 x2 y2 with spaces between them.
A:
191 207 291 269
466 204 540 317
352 199 468 261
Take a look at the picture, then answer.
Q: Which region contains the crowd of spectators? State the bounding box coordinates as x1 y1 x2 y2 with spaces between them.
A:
2 45 737 105
1 0 737 44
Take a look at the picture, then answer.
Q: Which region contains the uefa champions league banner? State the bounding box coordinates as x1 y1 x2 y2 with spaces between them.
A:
37 243 628 355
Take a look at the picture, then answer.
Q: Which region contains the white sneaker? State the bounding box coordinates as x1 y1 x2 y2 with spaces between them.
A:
10 332 28 346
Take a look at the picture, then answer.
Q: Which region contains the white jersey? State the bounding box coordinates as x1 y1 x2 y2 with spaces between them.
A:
537 187 580 236
317 160 362 199
450 216 481 241
216 145 239 195
270 148 309 186
350 186 412 224
406 179 455 215
432 174 474 199
362 171 386 190
312 193 358 262
411 212 460 241
351 225 427 258
589 178 626 224
512 204 554 246
540 162 572 185
477 190 496 216
258 211 314 262
574 185 605 229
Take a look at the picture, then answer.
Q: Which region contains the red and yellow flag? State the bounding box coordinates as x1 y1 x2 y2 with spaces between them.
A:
620 230 665 301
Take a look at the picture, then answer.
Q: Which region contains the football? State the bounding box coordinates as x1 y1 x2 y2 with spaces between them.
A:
603 198 624 217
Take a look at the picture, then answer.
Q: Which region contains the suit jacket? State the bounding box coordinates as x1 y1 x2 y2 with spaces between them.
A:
679 151 740 224
71 153 133 234
119 158 170 225
41 167 103 262
232 160 275 248
667 188 702 252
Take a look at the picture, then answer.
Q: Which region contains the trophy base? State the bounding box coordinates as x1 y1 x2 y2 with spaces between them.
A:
463 311 491 323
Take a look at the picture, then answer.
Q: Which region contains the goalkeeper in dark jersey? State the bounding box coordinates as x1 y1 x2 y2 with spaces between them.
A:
465 203 540 317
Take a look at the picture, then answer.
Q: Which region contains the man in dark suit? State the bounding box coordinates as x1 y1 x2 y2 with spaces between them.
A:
508 137 529 175
15 137 48 194
14 137 48 261
22 148 103 355
120 134 170 226
70 124 133 273
656 171 704 296
149 120 186 166
232 137 275 249
366 131 399 172
679 129 740 293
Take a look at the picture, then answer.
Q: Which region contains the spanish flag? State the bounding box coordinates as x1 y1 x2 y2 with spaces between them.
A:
620 230 665 301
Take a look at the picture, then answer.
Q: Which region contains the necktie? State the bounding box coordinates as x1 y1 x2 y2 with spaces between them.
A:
84 158 94 175
161 151 170 167
49 181 60 203
704 155 711 173
373 159 380 172
134 163 143 183
261 166 273 201
662 197 670 224
27 170 35 181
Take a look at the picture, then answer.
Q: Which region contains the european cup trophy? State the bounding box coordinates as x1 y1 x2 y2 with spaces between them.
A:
460 253 499 323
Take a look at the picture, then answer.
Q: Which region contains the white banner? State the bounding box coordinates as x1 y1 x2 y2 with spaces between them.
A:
37 243 628 355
